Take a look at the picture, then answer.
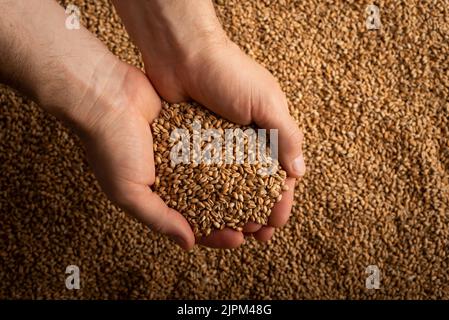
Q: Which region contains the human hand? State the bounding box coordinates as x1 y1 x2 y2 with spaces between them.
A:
0 0 195 250
80 63 196 250
113 0 306 247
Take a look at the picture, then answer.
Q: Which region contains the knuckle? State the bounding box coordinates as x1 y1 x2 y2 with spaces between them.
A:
285 123 303 146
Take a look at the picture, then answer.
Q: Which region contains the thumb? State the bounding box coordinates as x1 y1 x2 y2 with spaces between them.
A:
253 92 306 178
116 184 195 250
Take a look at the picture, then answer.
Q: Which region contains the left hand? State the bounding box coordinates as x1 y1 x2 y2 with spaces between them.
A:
113 0 306 247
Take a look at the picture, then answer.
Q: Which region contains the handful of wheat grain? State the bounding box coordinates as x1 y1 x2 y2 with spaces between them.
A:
152 103 287 236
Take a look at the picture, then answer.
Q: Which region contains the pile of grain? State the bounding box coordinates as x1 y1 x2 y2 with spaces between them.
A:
152 102 287 236
0 0 448 299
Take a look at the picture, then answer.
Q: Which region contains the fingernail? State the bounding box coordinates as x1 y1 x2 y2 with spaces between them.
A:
292 155 306 177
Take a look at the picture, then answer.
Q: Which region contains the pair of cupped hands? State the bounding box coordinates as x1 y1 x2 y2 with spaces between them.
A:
9 0 305 250
86 0 305 250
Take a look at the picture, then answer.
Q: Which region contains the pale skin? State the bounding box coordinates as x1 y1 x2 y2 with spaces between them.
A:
0 0 306 250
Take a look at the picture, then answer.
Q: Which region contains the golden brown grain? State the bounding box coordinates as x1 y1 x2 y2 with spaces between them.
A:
151 102 286 236
0 0 448 300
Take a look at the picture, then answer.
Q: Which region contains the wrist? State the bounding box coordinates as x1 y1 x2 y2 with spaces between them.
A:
38 53 128 139
113 0 227 66
0 0 128 139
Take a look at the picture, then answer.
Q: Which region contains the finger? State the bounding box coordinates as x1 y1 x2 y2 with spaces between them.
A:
242 222 262 233
253 90 306 178
268 177 295 228
197 228 244 249
253 226 275 242
118 184 195 250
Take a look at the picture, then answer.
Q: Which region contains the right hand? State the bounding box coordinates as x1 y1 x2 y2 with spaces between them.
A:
0 0 195 250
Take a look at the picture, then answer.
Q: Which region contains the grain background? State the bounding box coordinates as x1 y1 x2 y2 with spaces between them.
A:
0 0 448 299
